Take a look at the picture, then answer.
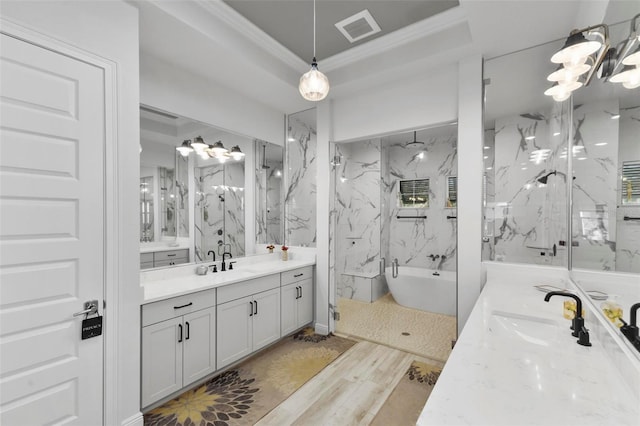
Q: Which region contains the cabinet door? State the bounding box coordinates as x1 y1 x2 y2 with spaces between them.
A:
141 317 183 408
217 296 252 369
280 283 298 336
298 278 314 328
183 307 216 387
252 287 281 351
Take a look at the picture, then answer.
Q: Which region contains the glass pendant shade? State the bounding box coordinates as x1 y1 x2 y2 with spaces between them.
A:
544 81 582 102
190 136 208 152
551 32 601 64
176 140 193 157
230 145 245 160
609 64 640 84
547 64 590 82
622 46 640 65
299 60 330 101
210 141 228 155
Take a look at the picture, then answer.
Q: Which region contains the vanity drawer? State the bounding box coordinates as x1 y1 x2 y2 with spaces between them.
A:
154 258 188 268
140 253 154 263
142 288 216 326
154 249 189 262
281 266 313 286
217 274 280 304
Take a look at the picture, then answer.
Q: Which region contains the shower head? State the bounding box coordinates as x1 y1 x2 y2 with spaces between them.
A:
537 171 556 184
406 131 424 146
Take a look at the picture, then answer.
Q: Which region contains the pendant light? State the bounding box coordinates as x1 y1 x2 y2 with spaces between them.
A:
299 0 330 101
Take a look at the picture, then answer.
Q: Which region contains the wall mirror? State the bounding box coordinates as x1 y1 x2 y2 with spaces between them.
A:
139 105 284 268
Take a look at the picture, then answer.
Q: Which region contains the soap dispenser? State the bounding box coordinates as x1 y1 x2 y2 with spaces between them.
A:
601 296 623 328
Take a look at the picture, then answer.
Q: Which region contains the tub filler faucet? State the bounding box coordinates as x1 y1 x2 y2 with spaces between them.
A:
392 258 399 278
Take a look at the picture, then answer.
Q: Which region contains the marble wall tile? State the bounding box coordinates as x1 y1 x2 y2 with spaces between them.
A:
224 162 245 257
571 99 619 270
285 114 317 246
615 105 640 274
255 143 283 246
492 104 569 266
176 154 189 238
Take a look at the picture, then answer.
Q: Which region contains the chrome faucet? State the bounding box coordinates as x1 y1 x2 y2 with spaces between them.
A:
221 251 232 271
544 291 591 346
428 254 440 261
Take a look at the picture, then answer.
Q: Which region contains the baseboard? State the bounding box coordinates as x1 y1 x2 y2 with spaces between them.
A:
315 323 329 335
121 412 143 426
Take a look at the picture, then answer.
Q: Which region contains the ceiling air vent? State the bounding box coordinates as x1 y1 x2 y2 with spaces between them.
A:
335 9 381 44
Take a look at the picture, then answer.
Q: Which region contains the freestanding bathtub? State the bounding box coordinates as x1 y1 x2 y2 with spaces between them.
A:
384 266 456 316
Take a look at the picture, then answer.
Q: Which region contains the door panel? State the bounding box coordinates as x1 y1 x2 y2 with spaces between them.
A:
216 296 252 369
141 318 183 408
298 279 314 327
0 33 105 424
252 288 281 351
280 283 298 335
183 307 216 386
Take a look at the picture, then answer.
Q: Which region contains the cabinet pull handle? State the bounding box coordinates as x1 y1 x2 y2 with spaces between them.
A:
300 286 303 298
254 300 258 316
178 324 183 343
167 254 177 257
174 302 193 310
296 286 301 299
249 301 253 317
294 273 304 278
185 321 190 340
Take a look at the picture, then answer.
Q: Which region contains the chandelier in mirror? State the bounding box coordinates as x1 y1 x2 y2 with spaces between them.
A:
176 136 245 162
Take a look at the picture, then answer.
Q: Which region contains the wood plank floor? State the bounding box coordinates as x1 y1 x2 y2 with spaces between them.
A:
256 340 439 425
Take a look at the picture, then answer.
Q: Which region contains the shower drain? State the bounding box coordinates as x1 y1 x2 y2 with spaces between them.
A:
401 332 410 336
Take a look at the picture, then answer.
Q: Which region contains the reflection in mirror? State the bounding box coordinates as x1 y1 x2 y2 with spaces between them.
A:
446 176 457 208
194 150 245 262
140 176 154 242
483 37 570 267
569 19 640 275
256 141 284 245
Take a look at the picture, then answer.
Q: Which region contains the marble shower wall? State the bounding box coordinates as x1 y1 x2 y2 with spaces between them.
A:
255 143 283 246
383 129 458 271
571 99 619 270
333 140 385 299
492 102 569 266
194 160 245 262
176 153 189 238
285 111 317 246
616 106 640 273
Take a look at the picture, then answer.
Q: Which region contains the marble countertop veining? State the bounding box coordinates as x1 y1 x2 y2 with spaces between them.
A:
141 252 315 304
418 264 640 425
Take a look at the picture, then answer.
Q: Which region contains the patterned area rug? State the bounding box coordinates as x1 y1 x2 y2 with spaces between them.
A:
144 328 355 426
370 360 442 426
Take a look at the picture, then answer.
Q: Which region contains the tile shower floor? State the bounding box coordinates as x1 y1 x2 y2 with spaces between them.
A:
336 293 457 362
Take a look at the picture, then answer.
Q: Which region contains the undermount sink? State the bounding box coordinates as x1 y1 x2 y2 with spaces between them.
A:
488 310 561 346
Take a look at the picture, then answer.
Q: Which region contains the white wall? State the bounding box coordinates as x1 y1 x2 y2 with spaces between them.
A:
331 64 458 143
0 1 142 425
141 53 285 146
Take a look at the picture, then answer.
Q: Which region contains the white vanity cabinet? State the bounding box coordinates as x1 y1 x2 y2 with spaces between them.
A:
140 248 189 269
281 266 314 335
216 274 281 369
141 289 216 408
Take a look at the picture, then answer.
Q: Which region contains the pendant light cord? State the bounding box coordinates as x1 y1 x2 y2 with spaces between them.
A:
313 0 316 59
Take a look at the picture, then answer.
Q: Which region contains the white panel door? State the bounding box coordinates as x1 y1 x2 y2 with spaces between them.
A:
141 318 183 408
252 288 281 351
216 296 252 369
0 33 105 425
183 307 216 387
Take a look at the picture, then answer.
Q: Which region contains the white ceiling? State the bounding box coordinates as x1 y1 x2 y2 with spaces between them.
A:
133 0 635 115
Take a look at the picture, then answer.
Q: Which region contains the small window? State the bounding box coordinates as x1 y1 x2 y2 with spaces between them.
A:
398 178 429 208
446 176 457 208
622 161 640 205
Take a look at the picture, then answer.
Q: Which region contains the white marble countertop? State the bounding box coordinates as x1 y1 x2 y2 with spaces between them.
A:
139 241 191 254
418 263 640 425
141 250 316 304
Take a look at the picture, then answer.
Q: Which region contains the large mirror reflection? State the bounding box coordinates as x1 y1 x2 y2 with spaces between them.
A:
139 105 284 269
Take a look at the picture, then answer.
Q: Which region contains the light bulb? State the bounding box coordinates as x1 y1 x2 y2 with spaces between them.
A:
551 33 601 64
547 64 590 83
299 61 330 101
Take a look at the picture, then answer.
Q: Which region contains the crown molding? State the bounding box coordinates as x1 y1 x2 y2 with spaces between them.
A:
194 0 307 70
321 6 468 72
